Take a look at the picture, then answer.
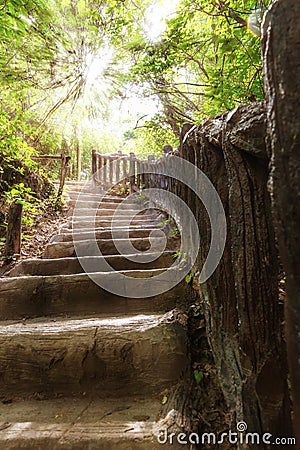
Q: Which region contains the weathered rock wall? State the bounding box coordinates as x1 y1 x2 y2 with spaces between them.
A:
263 0 300 444
180 101 292 444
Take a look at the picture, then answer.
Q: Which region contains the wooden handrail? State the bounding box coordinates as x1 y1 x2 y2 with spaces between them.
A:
32 153 71 197
91 150 170 193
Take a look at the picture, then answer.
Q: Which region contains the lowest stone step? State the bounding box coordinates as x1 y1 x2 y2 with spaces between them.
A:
0 397 184 449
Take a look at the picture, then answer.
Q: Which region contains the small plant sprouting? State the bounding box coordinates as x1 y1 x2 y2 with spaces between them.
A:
157 217 173 227
185 268 195 284
193 369 204 384
170 226 179 236
161 395 168 405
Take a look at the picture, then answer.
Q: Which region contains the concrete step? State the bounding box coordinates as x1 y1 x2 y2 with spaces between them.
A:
8 252 176 276
0 181 191 448
70 214 158 224
71 209 156 218
68 221 161 232
0 397 183 449
70 216 158 225
51 227 165 243
58 224 163 235
53 180 87 186
69 199 143 209
43 237 177 259
0 270 192 320
66 192 135 203
0 312 187 398
68 220 163 233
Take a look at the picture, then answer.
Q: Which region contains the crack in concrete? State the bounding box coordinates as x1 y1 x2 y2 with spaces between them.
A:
57 398 93 444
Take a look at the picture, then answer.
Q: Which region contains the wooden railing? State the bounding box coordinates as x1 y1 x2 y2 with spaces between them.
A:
91 148 191 241
31 153 71 197
92 150 168 192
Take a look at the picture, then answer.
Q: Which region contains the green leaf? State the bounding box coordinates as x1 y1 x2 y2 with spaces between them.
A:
161 395 168 405
185 273 192 284
194 370 204 384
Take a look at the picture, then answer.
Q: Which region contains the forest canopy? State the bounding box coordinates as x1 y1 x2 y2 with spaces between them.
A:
0 0 271 177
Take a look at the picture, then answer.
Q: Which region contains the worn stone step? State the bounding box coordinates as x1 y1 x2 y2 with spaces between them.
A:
53 180 87 186
69 203 144 215
70 215 158 225
8 252 175 276
54 182 89 191
0 270 192 320
66 192 135 203
68 220 163 233
0 397 183 449
67 191 124 204
57 223 161 236
43 237 177 259
52 227 164 243
0 312 187 398
70 214 158 224
71 208 156 218
68 220 160 231
69 199 143 209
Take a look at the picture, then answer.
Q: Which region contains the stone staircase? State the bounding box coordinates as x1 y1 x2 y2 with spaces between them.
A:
0 181 192 449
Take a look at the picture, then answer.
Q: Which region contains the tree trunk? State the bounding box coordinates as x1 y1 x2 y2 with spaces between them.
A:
4 202 23 260
262 0 300 444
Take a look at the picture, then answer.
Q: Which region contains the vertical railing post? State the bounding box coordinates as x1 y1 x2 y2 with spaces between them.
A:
109 156 114 186
116 158 120 185
163 145 173 156
103 156 107 186
144 158 149 190
57 153 70 197
141 159 146 190
136 159 141 190
129 153 135 193
147 155 155 191
4 202 23 261
99 155 104 184
122 158 127 187
92 150 97 177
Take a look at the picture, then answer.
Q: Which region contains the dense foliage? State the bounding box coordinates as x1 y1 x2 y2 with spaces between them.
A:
0 0 271 178
119 0 271 131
